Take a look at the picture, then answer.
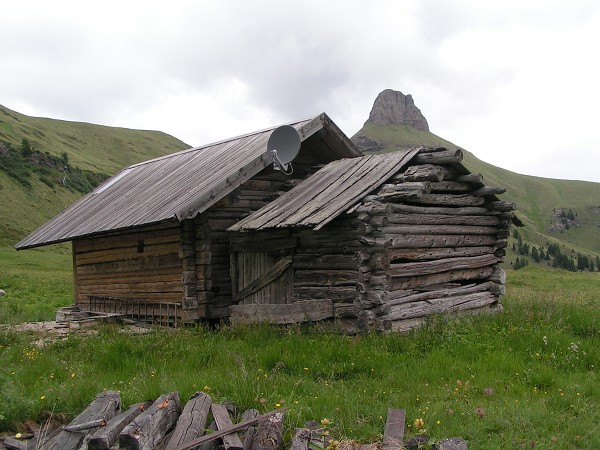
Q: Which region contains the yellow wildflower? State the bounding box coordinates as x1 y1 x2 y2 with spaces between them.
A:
414 418 425 429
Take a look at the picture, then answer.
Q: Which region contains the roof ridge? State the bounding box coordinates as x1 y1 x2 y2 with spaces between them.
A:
128 116 318 170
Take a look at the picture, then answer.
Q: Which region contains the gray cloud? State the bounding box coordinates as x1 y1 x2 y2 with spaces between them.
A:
1 0 599 182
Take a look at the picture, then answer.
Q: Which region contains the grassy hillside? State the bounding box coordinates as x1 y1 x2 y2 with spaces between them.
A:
0 105 189 245
0 105 189 173
353 122 600 265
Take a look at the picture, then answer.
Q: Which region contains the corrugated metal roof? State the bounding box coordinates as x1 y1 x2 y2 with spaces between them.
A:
16 113 358 249
229 149 420 231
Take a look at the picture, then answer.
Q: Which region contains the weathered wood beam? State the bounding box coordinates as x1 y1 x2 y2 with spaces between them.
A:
387 281 503 307
389 234 499 249
174 409 287 450
428 180 471 193
472 185 507 196
383 408 406 450
353 201 393 215
392 164 447 182
378 181 432 194
412 148 463 165
391 203 500 216
384 291 497 321
292 254 357 270
389 254 499 279
383 224 499 236
230 300 334 325
390 266 495 290
388 246 496 262
294 286 357 303
46 390 121 450
333 302 360 318
212 403 244 450
251 411 285 450
389 254 499 278
88 401 152 450
119 392 182 450
487 200 517 211
387 213 500 226
165 392 212 450
456 173 484 184
405 193 486 207
294 269 358 287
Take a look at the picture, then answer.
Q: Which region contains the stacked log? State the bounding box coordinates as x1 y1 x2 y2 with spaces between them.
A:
352 148 514 332
15 390 284 450
292 227 363 322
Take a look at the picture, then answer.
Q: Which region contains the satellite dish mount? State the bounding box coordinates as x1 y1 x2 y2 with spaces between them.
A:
267 125 301 176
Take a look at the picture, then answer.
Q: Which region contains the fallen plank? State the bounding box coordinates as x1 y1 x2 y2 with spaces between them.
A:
174 409 287 450
211 403 244 450
119 392 181 450
45 390 121 450
165 392 212 450
88 401 152 450
382 408 406 450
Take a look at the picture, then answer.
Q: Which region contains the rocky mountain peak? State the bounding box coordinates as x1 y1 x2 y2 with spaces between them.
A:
367 89 429 131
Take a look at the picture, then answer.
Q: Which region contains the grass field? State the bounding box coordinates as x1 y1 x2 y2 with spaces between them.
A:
0 247 598 449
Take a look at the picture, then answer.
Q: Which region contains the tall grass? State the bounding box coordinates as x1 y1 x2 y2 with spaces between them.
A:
0 246 73 323
0 266 598 449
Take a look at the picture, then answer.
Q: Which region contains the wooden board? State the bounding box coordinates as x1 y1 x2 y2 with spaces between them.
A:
211 403 244 450
230 300 333 324
383 408 406 450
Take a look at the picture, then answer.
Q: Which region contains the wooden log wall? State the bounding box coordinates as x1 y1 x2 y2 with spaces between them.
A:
353 148 514 332
73 222 185 313
292 225 362 320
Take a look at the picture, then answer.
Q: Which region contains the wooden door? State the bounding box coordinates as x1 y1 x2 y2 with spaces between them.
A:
231 251 293 305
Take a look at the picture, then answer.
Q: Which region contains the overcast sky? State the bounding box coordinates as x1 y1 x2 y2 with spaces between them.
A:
2 0 599 182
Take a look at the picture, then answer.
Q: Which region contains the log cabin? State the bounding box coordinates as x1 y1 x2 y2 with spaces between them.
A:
16 113 515 332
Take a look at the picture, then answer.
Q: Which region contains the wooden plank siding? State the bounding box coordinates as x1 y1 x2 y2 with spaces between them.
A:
73 222 188 317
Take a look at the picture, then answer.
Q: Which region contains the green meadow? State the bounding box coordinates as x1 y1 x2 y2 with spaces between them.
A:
1 247 598 449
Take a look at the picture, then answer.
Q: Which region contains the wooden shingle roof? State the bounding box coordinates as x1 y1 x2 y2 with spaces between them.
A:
229 149 420 231
16 113 359 249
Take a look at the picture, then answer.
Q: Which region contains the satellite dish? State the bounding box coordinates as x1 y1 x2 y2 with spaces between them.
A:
267 125 301 174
